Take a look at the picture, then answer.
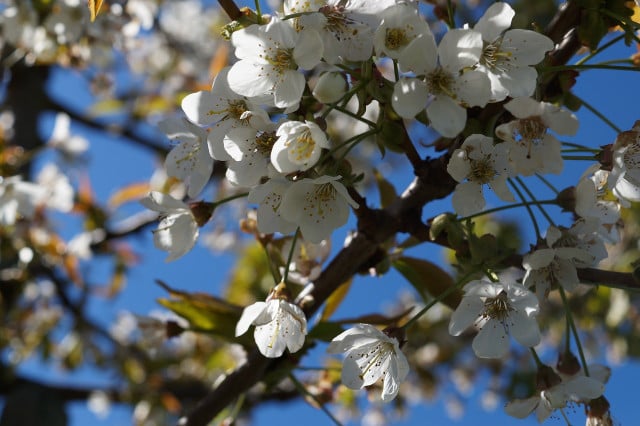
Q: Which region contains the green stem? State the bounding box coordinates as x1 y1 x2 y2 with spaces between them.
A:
458 199 557 221
558 287 590 377
515 177 556 227
401 272 474 330
446 0 455 28
530 347 544 368
288 373 344 426
561 141 600 151
393 60 400 81
213 192 249 207
561 148 600 154
542 64 640 72
328 104 377 128
508 178 541 240
535 174 560 195
571 93 622 133
320 81 367 120
254 0 262 23
283 228 300 284
562 155 598 161
575 34 626 65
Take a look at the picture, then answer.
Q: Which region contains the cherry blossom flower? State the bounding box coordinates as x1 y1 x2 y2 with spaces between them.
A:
523 221 608 300
224 125 278 187
280 175 359 243
227 17 323 109
181 67 270 161
235 283 307 358
392 28 491 137
473 2 554 101
158 117 214 199
247 177 298 235
608 120 640 206
290 0 395 64
505 365 606 422
327 323 409 402
271 120 331 174
140 192 199 261
447 134 514 217
47 112 89 158
373 3 430 60
448 279 540 358
496 97 578 176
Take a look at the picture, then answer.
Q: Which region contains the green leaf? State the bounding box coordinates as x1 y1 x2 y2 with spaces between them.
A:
393 256 461 310
320 278 352 321
156 280 244 341
373 169 397 209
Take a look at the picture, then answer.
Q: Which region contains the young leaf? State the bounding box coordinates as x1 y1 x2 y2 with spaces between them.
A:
393 256 461 310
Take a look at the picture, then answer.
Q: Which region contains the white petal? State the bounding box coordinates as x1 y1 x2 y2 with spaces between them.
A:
509 310 541 348
426 96 467 137
398 33 437 74
489 176 515 202
235 302 267 336
475 2 514 41
293 29 323 69
473 320 509 358
451 181 484 216
505 397 539 419
274 71 305 108
448 295 484 336
438 29 483 71
228 60 275 98
392 78 428 119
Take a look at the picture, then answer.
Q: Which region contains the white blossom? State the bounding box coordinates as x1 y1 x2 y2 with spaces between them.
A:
473 2 554 101
496 97 578 176
224 125 278 187
140 192 199 261
449 279 540 358
158 117 214 199
312 71 348 104
180 67 270 161
393 29 491 137
505 367 606 422
608 121 640 206
248 177 298 235
271 120 331 174
291 0 394 64
227 17 323 109
374 3 430 60
235 283 307 358
327 323 409 402
280 175 359 243
447 134 514 217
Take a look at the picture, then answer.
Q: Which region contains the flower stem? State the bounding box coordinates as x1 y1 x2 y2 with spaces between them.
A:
213 192 249 208
562 155 598 161
288 373 344 426
515 177 556 227
558 287 590 376
570 93 622 133
542 64 640 72
401 272 474 330
457 199 557 221
530 347 544 368
446 0 455 28
535 174 560 195
283 228 300 285
254 0 262 23
328 103 377 128
575 34 626 65
508 178 541 240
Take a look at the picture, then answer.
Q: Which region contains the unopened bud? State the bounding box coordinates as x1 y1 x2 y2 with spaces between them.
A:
312 72 348 104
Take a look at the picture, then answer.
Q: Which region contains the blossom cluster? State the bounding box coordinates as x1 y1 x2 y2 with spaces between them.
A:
133 0 640 420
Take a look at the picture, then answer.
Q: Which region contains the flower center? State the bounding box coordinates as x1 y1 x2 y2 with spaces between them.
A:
320 5 349 35
482 291 513 322
470 158 496 184
268 48 295 74
623 143 640 170
480 38 511 71
516 117 547 142
357 341 395 381
384 28 410 51
207 99 248 121
286 130 316 163
426 68 456 98
255 131 277 156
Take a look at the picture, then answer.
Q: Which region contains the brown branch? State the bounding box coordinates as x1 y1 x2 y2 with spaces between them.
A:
218 0 243 20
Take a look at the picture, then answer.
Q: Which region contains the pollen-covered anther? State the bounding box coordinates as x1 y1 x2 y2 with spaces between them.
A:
482 291 514 322
384 28 409 50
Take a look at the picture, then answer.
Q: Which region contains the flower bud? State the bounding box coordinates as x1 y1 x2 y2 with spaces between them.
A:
312 72 348 104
